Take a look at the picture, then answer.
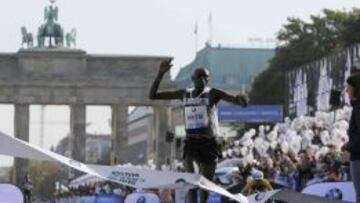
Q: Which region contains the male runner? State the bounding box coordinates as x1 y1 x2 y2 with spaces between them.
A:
149 59 249 203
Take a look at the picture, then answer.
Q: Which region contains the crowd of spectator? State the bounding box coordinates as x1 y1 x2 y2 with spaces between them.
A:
55 106 354 202
217 106 352 192
56 182 127 196
54 180 174 202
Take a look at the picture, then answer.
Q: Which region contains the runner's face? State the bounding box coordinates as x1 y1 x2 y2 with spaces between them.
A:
192 71 209 90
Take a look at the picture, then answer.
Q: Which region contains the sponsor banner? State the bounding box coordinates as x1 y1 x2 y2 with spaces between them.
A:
218 105 283 123
175 125 236 138
57 195 124 203
302 182 355 202
95 194 124 203
124 192 160 203
80 196 95 203
0 132 248 203
247 190 281 203
207 192 222 203
0 184 23 203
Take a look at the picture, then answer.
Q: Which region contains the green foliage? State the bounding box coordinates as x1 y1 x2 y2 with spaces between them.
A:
29 161 65 200
250 8 360 105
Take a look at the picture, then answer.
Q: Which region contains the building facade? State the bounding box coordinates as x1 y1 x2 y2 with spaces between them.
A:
175 44 274 91
55 134 112 165
127 107 155 165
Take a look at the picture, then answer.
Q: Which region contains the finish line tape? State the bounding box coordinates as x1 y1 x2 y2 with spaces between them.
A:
0 132 248 203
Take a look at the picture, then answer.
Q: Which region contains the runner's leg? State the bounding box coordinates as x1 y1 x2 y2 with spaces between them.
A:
184 155 198 203
199 161 216 203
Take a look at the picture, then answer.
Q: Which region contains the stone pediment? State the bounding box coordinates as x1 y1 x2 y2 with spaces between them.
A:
0 49 174 106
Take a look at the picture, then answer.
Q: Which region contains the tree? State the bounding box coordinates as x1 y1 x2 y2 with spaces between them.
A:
29 161 66 200
250 8 360 106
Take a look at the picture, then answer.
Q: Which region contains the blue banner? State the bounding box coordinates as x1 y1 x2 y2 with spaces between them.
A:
95 194 124 203
218 105 283 123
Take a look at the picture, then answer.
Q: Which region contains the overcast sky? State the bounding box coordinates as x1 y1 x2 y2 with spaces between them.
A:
0 0 358 167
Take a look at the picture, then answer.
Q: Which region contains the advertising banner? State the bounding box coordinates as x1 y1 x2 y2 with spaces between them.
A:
302 182 355 202
218 105 283 123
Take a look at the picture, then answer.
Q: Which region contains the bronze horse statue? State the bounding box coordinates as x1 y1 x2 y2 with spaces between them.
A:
21 26 34 48
65 28 77 48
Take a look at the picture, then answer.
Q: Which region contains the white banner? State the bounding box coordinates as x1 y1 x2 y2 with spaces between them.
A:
302 182 355 202
0 132 247 203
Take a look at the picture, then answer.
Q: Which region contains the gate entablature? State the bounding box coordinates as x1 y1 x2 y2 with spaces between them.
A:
0 49 173 185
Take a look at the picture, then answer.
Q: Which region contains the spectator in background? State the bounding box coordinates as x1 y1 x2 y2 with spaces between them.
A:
94 183 102 195
22 175 33 203
241 170 273 195
344 73 360 203
104 182 112 194
159 188 173 203
113 186 123 196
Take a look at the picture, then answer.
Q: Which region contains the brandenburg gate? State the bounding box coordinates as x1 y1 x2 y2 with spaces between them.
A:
4 0 173 185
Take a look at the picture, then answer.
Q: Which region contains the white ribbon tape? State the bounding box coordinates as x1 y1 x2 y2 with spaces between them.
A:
0 131 247 203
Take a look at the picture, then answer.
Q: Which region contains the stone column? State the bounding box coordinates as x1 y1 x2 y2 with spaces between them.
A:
70 104 86 162
170 108 177 170
111 105 128 164
153 106 171 169
13 104 30 186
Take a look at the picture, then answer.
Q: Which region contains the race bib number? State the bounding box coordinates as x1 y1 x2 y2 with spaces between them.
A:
184 106 208 129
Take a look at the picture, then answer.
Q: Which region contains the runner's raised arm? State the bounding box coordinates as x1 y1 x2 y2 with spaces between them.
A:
149 59 184 100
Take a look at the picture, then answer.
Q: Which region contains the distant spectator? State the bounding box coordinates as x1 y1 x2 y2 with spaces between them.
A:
241 170 273 195
344 73 360 203
22 175 33 203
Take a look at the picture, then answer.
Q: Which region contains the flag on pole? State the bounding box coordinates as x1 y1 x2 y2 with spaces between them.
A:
194 21 199 53
208 11 213 46
194 22 198 35
208 12 213 24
